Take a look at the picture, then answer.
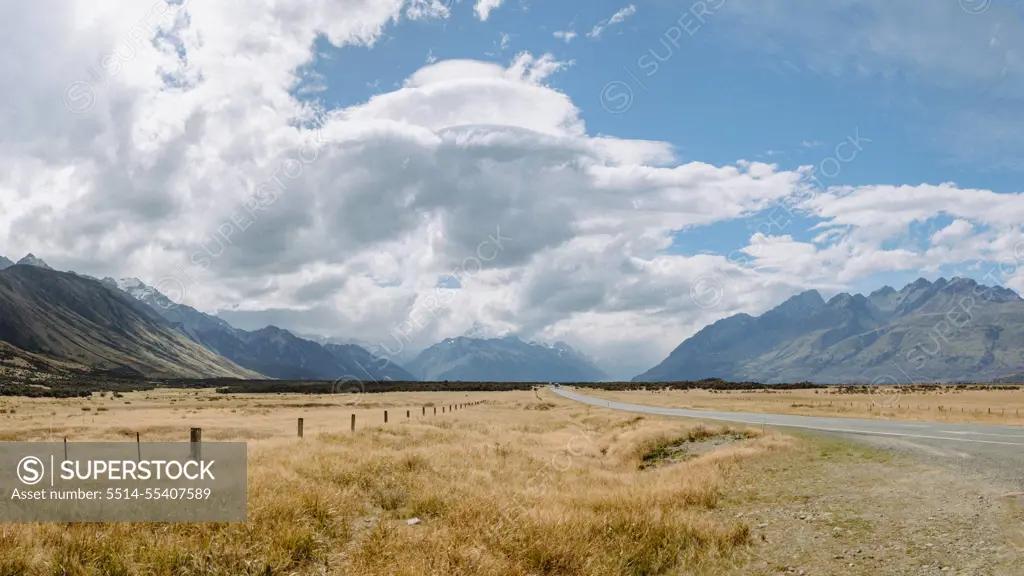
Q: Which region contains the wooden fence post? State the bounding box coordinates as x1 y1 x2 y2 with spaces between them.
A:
422 406 425 416
384 410 388 423
136 431 141 462
189 428 202 461
298 418 304 438
63 436 68 462
351 414 356 431
434 407 437 415
406 410 410 419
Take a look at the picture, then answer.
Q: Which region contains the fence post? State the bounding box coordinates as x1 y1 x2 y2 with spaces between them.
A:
406 410 410 419
298 418 304 438
422 406 425 416
434 407 437 415
351 414 356 432
189 428 202 461
136 432 141 462
384 410 388 424
63 436 68 462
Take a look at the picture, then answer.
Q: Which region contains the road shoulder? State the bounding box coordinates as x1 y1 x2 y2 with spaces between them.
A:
705 431 1024 576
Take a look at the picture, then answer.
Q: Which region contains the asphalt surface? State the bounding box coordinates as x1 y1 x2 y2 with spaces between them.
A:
552 387 1024 487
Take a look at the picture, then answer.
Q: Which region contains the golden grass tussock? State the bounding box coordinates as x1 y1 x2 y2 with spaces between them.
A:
0 389 791 575
586 386 1024 425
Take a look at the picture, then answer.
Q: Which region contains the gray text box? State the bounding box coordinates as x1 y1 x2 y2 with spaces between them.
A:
0 442 246 522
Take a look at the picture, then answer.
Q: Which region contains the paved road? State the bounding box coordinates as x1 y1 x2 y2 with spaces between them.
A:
553 387 1024 447
552 387 1024 485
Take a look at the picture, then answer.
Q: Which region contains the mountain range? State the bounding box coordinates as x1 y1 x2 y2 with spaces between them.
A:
406 336 607 382
0 255 608 383
105 277 417 382
636 276 1024 384
5 252 1024 384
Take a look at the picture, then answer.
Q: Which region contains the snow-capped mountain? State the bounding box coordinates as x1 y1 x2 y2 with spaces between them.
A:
407 335 608 382
15 254 51 269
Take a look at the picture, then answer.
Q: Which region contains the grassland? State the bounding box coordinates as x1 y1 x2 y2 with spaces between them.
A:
582 385 1024 425
0 389 792 575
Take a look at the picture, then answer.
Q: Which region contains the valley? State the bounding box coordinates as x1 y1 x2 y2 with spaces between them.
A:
0 388 1019 575
5 3 1024 573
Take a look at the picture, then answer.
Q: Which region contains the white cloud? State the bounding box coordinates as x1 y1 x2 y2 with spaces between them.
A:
474 0 504 21
930 219 974 245
553 30 577 43
608 4 637 25
587 4 636 39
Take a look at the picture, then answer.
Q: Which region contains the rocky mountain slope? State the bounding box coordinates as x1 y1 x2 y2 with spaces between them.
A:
407 336 608 382
0 264 259 378
636 277 1024 383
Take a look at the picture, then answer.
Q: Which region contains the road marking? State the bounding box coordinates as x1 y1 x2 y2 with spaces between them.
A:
938 430 1024 438
552 389 1024 447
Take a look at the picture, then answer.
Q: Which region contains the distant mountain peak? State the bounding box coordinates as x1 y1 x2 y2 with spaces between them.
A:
764 289 826 320
905 277 933 291
409 334 607 382
17 253 52 269
0 255 13 270
118 277 144 289
785 289 825 307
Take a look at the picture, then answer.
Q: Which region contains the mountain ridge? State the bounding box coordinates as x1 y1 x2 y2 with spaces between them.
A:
110 277 417 382
407 335 608 382
0 265 259 378
635 277 1024 383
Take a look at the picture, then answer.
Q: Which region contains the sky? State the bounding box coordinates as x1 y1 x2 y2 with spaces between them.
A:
1 0 1024 378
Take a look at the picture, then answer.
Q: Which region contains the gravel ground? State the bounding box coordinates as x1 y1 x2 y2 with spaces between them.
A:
704 430 1024 576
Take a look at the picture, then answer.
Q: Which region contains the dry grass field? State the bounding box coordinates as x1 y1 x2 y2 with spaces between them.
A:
0 388 793 576
582 385 1024 425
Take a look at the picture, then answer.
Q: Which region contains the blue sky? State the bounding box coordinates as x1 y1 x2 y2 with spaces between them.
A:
293 0 1024 298
301 0 1021 189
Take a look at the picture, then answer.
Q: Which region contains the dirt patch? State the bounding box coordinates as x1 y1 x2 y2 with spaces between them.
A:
640 430 756 469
